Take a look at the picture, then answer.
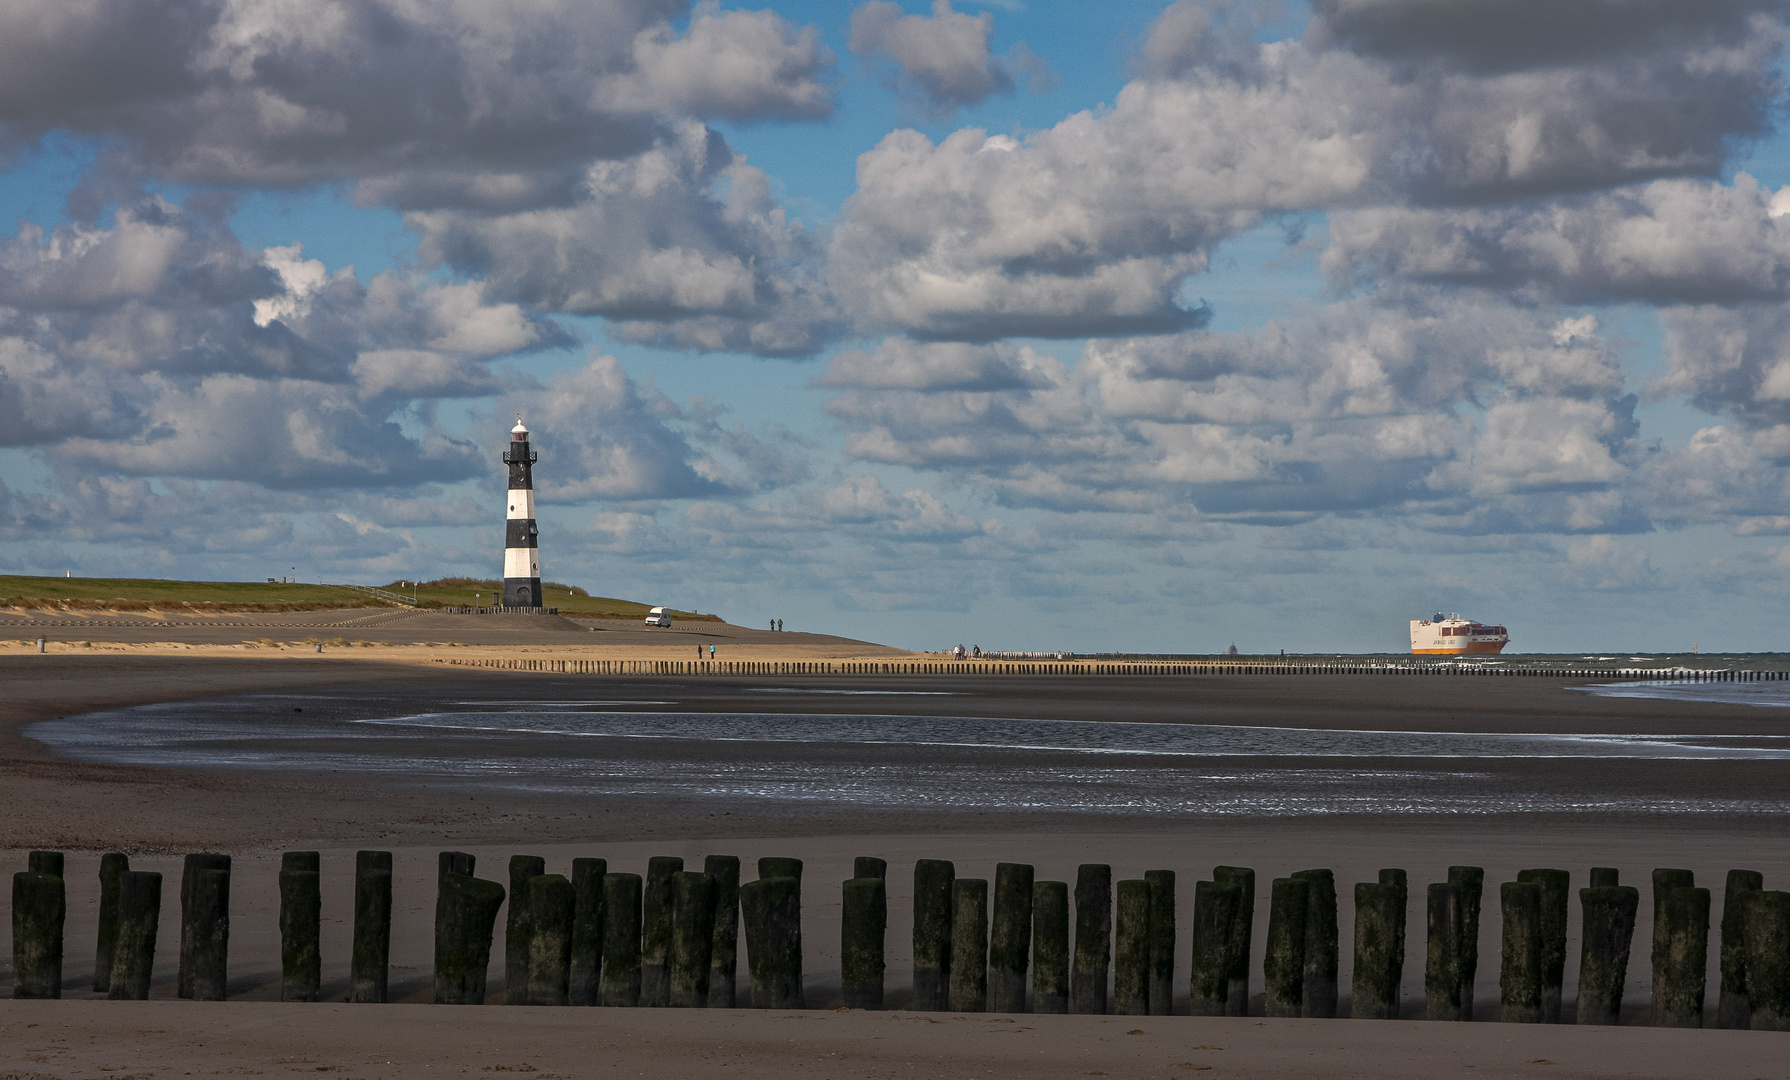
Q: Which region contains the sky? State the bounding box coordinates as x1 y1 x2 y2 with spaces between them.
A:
3 0 1790 655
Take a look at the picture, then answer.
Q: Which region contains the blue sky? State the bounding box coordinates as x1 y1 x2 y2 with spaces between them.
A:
2 0 1789 654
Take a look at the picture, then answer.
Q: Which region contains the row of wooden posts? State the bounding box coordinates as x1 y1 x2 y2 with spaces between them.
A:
11 852 1790 1027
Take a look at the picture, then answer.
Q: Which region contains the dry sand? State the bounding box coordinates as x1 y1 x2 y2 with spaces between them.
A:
3 623 1790 1078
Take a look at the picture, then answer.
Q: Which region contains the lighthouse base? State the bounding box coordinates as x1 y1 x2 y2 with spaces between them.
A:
503 577 542 607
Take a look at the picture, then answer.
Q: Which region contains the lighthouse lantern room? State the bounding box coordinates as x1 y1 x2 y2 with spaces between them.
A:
501 416 542 608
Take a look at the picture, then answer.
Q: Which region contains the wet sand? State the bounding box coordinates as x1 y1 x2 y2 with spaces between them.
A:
4 651 1790 1077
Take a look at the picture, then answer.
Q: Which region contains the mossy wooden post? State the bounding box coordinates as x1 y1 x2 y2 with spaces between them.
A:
27 850 63 877
1649 868 1695 1017
758 857 803 884
1189 879 1240 1016
912 859 955 1010
1351 880 1401 1019
1516 869 1569 1022
990 862 1033 1013
854 857 887 880
1743 890 1790 1031
740 875 803 1008
1032 880 1070 1014
950 878 990 1012
1499 881 1543 1023
1264 877 1310 1018
1114 879 1150 1016
527 874 574 1006
12 870 64 998
600 872 643 1007
569 858 606 1006
670 871 718 1008
353 850 393 1004
278 852 322 1003
704 855 741 1008
1425 882 1464 1021
433 873 505 1005
641 856 684 1007
1213 866 1255 1016
177 852 230 999
503 855 545 1005
1654 884 1710 1028
1145 869 1176 1017
1447 866 1483 1020
439 851 476 883
1072 864 1112 1014
1719 869 1765 1028
94 852 129 993
842 876 887 1009
1590 867 1620 888
1575 885 1639 1025
108 871 161 1001
1292 868 1336 1019
190 866 231 1001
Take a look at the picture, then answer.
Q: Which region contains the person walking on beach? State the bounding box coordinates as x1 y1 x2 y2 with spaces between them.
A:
777 619 783 632
697 646 703 659
710 644 716 658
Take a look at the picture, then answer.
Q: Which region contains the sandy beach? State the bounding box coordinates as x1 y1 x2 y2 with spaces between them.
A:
4 618 1790 1077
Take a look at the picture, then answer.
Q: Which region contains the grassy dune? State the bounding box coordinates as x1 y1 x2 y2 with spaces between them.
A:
0 574 722 621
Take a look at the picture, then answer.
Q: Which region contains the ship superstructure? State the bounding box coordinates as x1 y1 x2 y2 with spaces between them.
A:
1410 613 1508 655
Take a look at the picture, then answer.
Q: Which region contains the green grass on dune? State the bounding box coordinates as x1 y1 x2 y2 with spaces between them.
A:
386 578 719 621
0 573 720 621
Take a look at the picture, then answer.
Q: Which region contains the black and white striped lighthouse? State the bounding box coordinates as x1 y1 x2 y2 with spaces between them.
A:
501 416 542 608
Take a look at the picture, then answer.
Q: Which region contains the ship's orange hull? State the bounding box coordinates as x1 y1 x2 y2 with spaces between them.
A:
1413 642 1507 655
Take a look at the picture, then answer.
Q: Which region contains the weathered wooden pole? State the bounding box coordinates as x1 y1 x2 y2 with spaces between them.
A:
108 871 162 1000
434 872 506 1005
1719 869 1765 1028
1589 867 1620 888
912 859 956 1010
1032 880 1070 1014
990 862 1033 1013
1145 869 1176 1016
1351 879 1402 1019
12 869 64 998
854 857 888 880
1189 879 1240 1016
1575 884 1639 1025
439 850 476 883
759 857 803 883
1263 877 1310 1018
1425 882 1465 1020
279 852 322 1002
1516 869 1569 1022
93 852 129 993
191 866 231 1001
27 850 63 877
1499 881 1543 1023
1214 865 1255 1016
1654 883 1710 1027
601 872 643 1007
505 855 546 1005
842 875 887 1009
353 850 393 1004
1072 864 1112 1014
1292 868 1336 1018
1650 868 1695 1017
740 874 803 1008
177 853 230 999
569 858 606 1006
670 871 718 1008
1114 878 1150 1016
641 856 684 1007
1447 866 1483 1019
704 855 741 1008
527 873 575 1006
1743 889 1790 1030
950 878 990 1012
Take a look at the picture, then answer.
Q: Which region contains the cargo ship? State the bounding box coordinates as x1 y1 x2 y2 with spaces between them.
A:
1410 613 1509 655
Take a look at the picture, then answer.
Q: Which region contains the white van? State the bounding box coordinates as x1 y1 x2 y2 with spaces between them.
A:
644 606 672 627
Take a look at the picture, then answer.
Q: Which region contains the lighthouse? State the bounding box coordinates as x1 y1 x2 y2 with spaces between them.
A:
502 416 542 608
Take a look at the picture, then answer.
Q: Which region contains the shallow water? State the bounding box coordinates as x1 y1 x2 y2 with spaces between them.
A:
26 694 1790 819
1572 681 1790 710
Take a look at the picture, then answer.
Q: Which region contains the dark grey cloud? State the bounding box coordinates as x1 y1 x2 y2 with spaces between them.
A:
0 0 833 210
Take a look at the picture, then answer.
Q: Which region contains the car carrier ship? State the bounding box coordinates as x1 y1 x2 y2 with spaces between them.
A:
1410 613 1509 655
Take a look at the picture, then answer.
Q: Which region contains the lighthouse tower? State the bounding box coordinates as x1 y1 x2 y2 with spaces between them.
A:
501 416 542 608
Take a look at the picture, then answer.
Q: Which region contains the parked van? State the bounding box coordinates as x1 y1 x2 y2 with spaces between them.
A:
644 606 672 627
